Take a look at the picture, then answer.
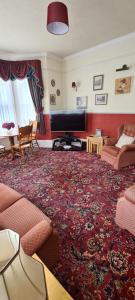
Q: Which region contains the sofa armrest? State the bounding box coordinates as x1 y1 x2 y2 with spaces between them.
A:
120 144 135 152
37 228 59 269
104 138 117 146
21 220 52 256
124 184 135 204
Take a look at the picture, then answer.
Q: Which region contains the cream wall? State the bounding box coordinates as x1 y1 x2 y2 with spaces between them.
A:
1 33 135 116
62 34 135 113
45 55 65 112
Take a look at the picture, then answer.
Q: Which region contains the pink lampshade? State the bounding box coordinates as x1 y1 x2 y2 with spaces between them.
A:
47 2 69 35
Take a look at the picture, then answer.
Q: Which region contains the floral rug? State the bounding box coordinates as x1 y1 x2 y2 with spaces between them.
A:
0 149 135 300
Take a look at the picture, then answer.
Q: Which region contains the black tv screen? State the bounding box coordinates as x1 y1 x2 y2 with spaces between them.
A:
51 110 86 132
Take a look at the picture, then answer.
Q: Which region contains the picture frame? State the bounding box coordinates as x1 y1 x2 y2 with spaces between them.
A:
95 128 102 137
115 76 131 94
76 96 88 109
93 75 104 90
50 94 56 105
95 93 108 105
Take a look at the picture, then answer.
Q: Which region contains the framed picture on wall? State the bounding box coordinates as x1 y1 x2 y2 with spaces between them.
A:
115 76 131 94
95 93 108 105
76 96 88 109
50 94 56 105
93 75 104 90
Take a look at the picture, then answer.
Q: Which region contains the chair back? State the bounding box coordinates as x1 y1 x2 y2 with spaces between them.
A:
118 124 135 138
18 125 33 144
29 120 38 138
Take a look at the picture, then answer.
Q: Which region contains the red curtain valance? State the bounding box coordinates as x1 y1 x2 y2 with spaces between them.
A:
0 59 43 90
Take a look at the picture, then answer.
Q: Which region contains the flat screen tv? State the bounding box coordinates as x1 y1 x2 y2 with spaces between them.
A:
51 110 86 132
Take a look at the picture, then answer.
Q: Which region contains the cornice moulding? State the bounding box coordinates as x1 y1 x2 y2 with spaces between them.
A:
1 31 135 62
63 32 135 61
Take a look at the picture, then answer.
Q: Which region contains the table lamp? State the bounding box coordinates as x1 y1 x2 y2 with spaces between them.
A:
0 229 47 300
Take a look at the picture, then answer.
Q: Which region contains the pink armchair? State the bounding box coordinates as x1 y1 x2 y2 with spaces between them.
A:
115 184 135 236
101 124 135 169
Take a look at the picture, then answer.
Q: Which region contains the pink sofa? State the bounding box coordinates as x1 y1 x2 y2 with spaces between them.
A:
0 183 59 269
101 124 135 169
115 184 135 236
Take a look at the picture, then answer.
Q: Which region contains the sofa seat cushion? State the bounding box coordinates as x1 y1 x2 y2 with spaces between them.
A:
102 146 120 157
21 220 52 255
0 183 23 212
0 197 51 237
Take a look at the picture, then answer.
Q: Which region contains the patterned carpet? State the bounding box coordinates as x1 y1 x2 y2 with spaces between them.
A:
0 149 135 300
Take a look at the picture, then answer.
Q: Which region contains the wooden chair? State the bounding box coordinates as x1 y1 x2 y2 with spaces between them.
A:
11 125 33 158
29 120 39 148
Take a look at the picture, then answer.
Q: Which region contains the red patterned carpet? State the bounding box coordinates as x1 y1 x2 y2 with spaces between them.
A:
0 149 135 300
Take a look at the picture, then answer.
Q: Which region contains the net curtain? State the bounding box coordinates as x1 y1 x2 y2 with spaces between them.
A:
0 59 45 134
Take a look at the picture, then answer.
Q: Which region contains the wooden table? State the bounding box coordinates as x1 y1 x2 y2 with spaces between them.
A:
0 135 17 159
87 135 107 155
33 254 73 300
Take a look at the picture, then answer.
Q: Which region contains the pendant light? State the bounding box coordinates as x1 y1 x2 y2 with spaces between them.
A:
47 1 69 35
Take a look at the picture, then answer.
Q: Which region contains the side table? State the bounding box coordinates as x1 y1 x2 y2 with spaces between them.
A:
87 136 107 155
33 254 73 300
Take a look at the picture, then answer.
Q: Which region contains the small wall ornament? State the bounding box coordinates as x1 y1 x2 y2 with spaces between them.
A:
56 89 60 96
51 79 55 87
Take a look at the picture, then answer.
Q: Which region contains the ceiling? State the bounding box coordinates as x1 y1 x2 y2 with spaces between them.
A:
0 0 135 58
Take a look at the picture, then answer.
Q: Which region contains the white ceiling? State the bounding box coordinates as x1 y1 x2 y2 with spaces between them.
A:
0 0 135 58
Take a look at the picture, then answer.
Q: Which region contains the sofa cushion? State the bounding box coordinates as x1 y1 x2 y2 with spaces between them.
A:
0 183 23 212
124 184 135 204
0 197 51 236
115 133 135 148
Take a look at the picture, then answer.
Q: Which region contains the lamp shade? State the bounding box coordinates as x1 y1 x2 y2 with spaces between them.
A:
47 1 69 35
0 229 47 300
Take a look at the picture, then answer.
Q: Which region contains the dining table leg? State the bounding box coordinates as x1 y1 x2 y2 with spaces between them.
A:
8 136 15 159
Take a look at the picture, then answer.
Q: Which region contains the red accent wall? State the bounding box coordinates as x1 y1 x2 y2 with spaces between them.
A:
38 113 135 140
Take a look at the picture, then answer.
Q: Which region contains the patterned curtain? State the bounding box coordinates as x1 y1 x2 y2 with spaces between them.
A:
0 59 45 134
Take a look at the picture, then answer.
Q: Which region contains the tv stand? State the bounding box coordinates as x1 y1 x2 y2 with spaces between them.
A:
52 136 86 151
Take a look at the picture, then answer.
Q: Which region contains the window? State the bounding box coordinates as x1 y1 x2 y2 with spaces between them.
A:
0 78 35 136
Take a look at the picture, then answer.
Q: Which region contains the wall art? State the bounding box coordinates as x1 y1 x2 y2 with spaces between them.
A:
93 75 104 90
50 94 56 105
76 96 88 109
95 93 108 105
115 76 131 94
